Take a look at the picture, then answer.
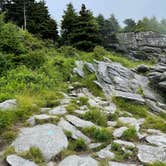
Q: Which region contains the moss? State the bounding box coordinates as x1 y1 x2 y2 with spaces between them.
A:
82 108 107 126
83 126 112 142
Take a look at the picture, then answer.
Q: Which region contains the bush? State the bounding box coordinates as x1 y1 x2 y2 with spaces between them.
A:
83 126 112 142
0 23 26 54
93 46 108 60
57 46 78 57
83 108 107 126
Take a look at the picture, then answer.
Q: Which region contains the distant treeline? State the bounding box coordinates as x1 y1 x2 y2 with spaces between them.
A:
0 0 166 51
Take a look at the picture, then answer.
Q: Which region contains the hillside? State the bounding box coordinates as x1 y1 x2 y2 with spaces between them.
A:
0 16 166 166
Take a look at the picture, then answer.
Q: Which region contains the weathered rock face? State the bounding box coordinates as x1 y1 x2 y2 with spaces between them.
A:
116 32 166 60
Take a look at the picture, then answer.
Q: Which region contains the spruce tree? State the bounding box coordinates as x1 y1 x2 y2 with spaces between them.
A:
71 4 101 51
61 3 77 45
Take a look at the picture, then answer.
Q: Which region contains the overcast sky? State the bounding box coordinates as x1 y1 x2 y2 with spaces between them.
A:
44 0 166 26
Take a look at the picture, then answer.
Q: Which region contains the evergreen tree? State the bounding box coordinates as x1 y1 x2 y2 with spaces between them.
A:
4 0 58 41
123 18 136 32
96 14 120 49
61 3 78 45
70 4 101 51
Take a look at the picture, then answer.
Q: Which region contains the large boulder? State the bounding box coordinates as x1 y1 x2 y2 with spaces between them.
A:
12 124 68 161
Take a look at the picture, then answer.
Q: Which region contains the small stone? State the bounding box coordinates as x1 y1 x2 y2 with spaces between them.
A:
96 145 115 159
49 106 67 115
58 155 98 166
88 143 102 149
6 155 37 166
107 121 117 127
113 140 135 148
66 115 96 128
113 127 128 138
109 161 137 166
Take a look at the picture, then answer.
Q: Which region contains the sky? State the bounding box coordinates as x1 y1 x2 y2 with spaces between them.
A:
44 0 166 26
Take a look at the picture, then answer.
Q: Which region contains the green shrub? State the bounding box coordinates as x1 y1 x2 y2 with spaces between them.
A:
0 23 26 54
121 127 138 141
93 46 108 60
83 108 107 126
57 46 78 57
83 126 112 142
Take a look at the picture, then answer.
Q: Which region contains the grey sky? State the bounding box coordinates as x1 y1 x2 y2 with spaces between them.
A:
45 0 166 26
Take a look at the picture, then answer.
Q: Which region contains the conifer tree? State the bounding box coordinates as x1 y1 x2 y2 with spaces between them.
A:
61 3 77 45
4 0 58 41
70 4 101 51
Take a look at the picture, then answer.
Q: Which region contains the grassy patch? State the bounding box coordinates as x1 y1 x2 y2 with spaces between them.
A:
65 103 79 113
83 126 112 142
20 147 45 164
1 130 17 144
146 162 166 166
142 115 166 132
121 127 138 142
111 142 137 162
82 108 107 126
113 98 149 118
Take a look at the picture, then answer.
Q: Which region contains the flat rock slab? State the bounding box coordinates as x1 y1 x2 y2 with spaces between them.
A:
114 91 145 104
96 145 115 159
113 140 135 148
58 118 91 143
27 114 57 126
0 99 17 110
66 115 96 128
58 155 98 166
109 161 137 166
118 117 144 131
113 127 128 138
146 134 166 147
49 106 67 115
137 144 166 163
88 143 102 149
12 124 68 161
6 155 37 166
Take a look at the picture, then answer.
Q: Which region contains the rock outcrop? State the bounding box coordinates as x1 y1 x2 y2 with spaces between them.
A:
116 31 166 60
